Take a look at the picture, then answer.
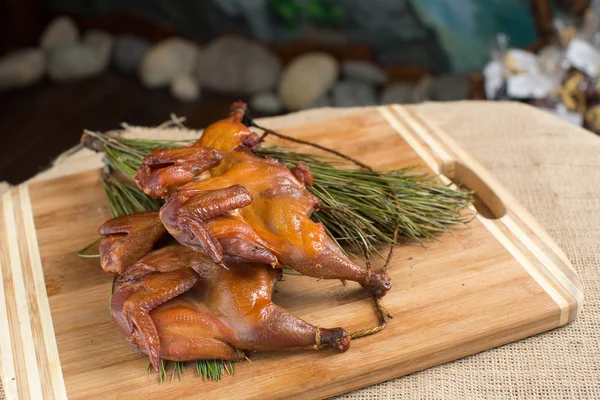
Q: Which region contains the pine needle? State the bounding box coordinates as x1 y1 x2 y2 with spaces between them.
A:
102 178 162 217
147 360 228 384
76 237 102 258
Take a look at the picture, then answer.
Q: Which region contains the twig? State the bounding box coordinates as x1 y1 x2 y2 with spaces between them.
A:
253 122 373 170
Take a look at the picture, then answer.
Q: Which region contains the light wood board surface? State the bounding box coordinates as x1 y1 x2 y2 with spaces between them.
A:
0 106 583 399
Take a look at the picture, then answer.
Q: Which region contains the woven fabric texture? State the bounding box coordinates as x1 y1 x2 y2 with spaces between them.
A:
1 101 598 399
338 101 600 399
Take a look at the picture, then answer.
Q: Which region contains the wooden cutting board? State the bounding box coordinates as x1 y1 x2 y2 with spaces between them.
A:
0 105 583 400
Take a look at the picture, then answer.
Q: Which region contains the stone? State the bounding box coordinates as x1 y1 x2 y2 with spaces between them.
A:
170 74 200 102
431 74 469 101
40 16 79 51
140 38 201 88
112 35 151 73
411 74 434 103
48 44 106 81
381 83 415 104
0 48 46 90
341 61 387 85
332 80 377 107
83 30 113 71
250 92 282 114
278 52 338 111
197 36 281 95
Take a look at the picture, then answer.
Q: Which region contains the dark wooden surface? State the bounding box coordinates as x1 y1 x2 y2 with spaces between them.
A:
0 72 245 184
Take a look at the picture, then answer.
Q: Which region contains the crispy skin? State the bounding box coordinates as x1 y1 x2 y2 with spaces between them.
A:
110 245 350 370
98 211 166 275
135 147 223 198
136 102 391 297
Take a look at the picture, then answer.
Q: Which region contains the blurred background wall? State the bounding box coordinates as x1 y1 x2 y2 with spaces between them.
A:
0 0 585 184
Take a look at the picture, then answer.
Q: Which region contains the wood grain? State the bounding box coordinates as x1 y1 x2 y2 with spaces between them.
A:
0 106 583 400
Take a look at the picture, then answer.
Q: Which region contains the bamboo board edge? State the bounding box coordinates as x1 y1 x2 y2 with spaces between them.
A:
379 104 584 324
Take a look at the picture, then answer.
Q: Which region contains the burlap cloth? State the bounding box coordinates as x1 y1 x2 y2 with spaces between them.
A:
1 101 598 399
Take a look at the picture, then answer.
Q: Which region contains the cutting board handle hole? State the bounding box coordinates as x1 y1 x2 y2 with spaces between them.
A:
442 161 506 219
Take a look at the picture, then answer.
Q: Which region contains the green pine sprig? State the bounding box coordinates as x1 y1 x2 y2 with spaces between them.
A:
81 131 472 260
146 359 235 383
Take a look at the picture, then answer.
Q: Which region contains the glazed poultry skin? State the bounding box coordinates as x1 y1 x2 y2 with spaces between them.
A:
136 102 391 297
98 102 393 370
108 241 351 371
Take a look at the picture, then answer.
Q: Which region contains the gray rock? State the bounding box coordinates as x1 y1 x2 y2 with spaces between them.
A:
112 35 151 73
0 48 45 90
48 44 106 81
332 80 377 107
431 74 469 101
341 61 387 85
170 74 200 102
140 38 201 88
381 83 415 104
411 74 434 103
83 30 113 71
250 92 282 114
197 36 281 95
40 16 79 51
278 52 338 111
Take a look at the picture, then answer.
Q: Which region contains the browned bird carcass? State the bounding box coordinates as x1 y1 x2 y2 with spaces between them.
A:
135 102 391 297
100 212 350 371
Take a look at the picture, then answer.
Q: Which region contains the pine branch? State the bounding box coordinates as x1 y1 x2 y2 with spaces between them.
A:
81 132 472 260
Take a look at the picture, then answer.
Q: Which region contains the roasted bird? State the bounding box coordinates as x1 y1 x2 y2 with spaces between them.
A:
98 102 393 370
103 214 350 370
135 102 391 297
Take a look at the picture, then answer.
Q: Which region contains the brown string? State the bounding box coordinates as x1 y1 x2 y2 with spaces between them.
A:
313 296 393 350
255 123 372 170
383 224 400 273
350 297 394 340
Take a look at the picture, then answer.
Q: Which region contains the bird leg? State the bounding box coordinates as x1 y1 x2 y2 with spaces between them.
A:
111 268 199 371
206 217 278 266
160 185 253 266
229 301 351 352
278 225 392 298
206 264 351 353
98 210 166 275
